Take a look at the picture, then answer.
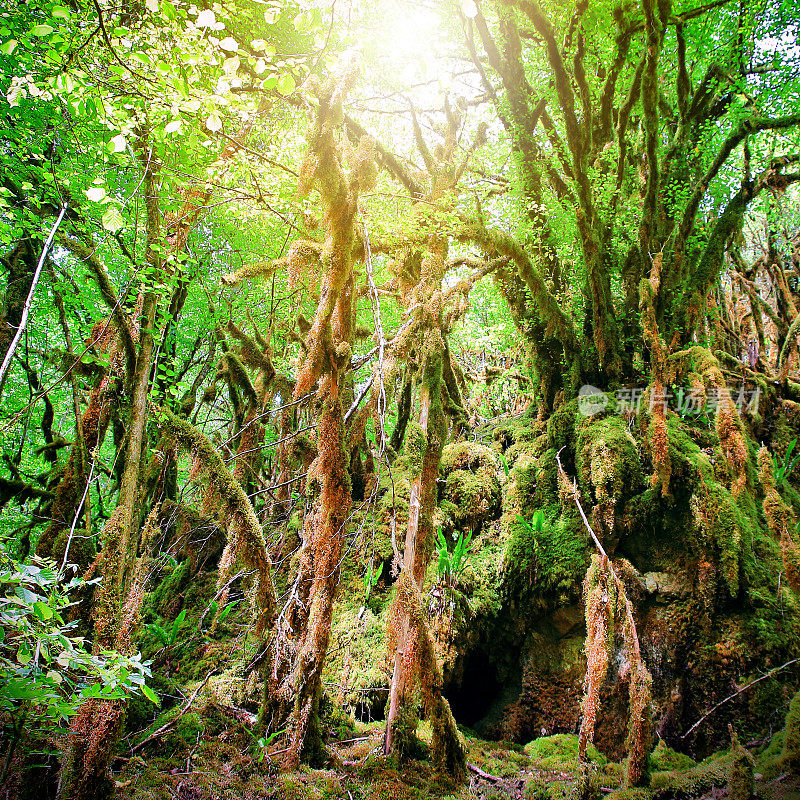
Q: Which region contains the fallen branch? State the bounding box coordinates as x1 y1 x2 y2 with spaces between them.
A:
467 762 525 788
681 658 798 739
129 672 212 754
467 762 503 783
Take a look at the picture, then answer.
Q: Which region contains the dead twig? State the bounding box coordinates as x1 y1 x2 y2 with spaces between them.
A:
129 672 213 754
681 658 798 739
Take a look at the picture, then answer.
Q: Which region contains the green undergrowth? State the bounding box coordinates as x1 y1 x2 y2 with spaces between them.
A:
110 693 800 800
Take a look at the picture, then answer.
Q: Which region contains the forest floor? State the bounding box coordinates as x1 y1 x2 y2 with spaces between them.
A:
110 698 800 800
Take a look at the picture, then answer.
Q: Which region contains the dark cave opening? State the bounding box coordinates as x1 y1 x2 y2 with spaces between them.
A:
446 650 505 730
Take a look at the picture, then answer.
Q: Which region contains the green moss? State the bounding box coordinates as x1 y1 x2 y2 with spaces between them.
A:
783 690 800 759
324 594 389 721
457 524 505 619
757 729 784 775
440 441 500 473
547 399 579 454
504 508 588 596
523 734 606 771
147 559 190 616
728 732 755 800
665 414 714 491
523 779 573 800
443 468 500 527
494 415 539 448
575 415 643 505
604 788 651 800
648 740 696 772
402 421 426 473
761 689 800 777
390 706 429 763
690 483 744 597
649 750 730 795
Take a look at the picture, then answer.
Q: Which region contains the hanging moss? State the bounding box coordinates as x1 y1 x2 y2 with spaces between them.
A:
690 484 745 597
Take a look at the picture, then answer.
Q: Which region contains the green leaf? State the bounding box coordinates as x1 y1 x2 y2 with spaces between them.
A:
30 24 55 36
85 187 106 202
277 73 295 95
102 207 125 232
33 600 54 621
142 684 160 705
0 39 17 55
17 644 31 665
51 6 70 19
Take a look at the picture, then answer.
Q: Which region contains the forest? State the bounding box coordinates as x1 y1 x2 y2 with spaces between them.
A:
1 0 800 798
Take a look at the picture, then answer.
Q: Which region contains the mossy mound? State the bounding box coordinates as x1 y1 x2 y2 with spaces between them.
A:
575 414 644 507
523 734 606 771
504 506 588 598
439 440 502 532
649 750 731 797
324 600 391 722
760 689 800 779
648 740 696 772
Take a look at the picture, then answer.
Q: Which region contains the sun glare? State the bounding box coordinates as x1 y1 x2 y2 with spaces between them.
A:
370 1 454 90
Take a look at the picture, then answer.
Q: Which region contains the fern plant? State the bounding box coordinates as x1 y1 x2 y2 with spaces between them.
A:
145 608 187 649
249 727 285 763
436 528 472 589
774 438 799 488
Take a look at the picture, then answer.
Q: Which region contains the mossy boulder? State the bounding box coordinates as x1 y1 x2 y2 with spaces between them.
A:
650 750 731 797
575 415 644 507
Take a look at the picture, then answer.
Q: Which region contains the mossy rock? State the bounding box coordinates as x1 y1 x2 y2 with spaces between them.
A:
761 689 800 778
575 415 644 505
495 415 540 448
523 778 572 800
650 750 730 797
523 734 606 771
443 468 501 528
504 508 588 596
440 440 500 473
648 740 696 772
547 399 580 454
604 788 652 800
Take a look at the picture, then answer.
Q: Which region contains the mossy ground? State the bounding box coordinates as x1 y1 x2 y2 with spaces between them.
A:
81 395 800 800
111 722 800 800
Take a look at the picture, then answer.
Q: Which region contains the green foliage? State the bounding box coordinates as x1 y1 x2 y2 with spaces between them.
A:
773 438 799 488
0 547 154 752
144 607 187 648
204 599 240 633
505 508 587 596
362 560 383 608
436 528 473 588
523 734 606 770
249 727 286 763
